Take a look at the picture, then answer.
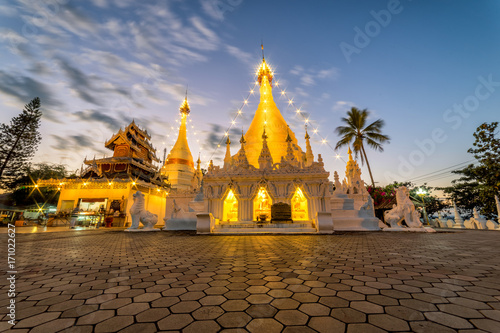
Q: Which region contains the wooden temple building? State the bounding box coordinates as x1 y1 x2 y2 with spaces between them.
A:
38 121 169 227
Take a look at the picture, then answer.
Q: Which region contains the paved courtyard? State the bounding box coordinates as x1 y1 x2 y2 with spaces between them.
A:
1 229 500 332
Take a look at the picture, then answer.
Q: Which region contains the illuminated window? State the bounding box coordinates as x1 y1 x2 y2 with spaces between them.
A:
254 187 272 221
291 187 308 221
223 189 238 221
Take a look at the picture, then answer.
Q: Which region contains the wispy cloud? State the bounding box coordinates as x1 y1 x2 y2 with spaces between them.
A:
290 65 339 86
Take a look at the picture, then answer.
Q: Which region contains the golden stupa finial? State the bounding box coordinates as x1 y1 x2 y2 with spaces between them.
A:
226 135 231 145
262 127 268 140
286 126 292 142
348 147 353 161
179 87 190 115
257 43 273 87
240 129 246 144
305 124 310 140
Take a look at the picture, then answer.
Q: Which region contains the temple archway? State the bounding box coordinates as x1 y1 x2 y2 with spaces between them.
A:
253 187 272 221
291 187 308 221
223 189 238 221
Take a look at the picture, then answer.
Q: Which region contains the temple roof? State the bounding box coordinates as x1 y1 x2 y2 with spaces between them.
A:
104 121 159 163
242 57 303 168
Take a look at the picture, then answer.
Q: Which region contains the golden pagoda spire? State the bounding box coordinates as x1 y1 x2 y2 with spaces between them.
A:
257 44 273 87
162 94 195 189
304 124 314 166
258 127 273 169
240 130 246 144
348 147 353 161
196 153 201 172
242 46 304 168
224 136 232 168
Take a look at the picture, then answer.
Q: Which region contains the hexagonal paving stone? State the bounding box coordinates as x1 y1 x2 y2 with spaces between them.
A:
309 316 345 333
368 314 410 331
245 304 278 318
94 316 134 332
217 312 251 328
135 308 170 322
246 294 273 305
192 306 225 320
271 298 300 310
116 302 149 316
170 301 201 313
299 303 330 316
331 308 366 323
247 318 283 333
158 314 194 330
221 300 250 312
275 310 309 326
350 301 384 314
424 311 474 329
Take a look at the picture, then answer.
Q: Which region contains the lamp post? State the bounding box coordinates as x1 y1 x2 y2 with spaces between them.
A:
416 188 430 225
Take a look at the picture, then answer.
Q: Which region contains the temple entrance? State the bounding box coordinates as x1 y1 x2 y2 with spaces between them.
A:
291 187 308 220
254 187 272 221
223 189 238 221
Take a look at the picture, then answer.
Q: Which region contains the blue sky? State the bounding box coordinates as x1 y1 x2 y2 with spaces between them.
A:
1 0 499 190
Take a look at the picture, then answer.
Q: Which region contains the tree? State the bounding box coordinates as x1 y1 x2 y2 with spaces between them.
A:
441 122 500 219
7 163 67 208
335 107 390 187
0 97 42 189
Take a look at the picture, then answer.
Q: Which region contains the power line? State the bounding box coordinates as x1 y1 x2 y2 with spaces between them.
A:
405 159 476 183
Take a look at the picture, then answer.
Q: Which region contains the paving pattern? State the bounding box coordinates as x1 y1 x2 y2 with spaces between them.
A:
1 229 500 332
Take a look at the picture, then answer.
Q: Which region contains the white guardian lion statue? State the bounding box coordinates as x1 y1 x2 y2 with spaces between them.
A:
127 191 158 231
384 186 423 229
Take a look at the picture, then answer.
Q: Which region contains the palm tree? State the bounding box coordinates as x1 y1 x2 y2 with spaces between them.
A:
335 107 390 188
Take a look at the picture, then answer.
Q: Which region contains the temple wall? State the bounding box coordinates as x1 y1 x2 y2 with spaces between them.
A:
57 185 166 227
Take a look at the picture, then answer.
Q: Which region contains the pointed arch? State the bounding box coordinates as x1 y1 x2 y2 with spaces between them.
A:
223 189 238 221
253 186 272 221
291 186 309 221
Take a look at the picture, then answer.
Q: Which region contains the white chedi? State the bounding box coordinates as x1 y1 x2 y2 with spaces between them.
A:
126 191 159 231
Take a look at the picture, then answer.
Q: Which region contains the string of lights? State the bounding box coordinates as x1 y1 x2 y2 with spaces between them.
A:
204 59 347 166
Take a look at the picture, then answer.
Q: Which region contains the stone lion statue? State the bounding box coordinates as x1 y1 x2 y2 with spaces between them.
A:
384 186 423 229
127 191 158 230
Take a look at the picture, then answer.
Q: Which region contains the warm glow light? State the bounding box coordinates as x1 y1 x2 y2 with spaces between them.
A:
238 109 242 114
132 182 136 185
250 90 254 94
35 184 38 188
83 183 87 186
313 129 318 133
296 109 301 113
281 90 285 95
231 120 235 125
244 100 248 104
322 139 327 144
335 154 341 159
108 182 112 186
288 99 293 105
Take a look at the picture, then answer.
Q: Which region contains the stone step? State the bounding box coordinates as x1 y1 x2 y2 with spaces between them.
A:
213 227 318 234
213 221 317 234
217 222 314 229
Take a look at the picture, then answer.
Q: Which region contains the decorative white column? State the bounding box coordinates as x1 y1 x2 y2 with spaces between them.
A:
452 201 465 229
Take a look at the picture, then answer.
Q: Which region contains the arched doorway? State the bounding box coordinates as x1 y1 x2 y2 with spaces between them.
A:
223 189 238 221
254 187 272 221
291 187 308 221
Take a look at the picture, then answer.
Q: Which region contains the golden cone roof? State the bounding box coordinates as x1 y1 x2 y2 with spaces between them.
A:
164 97 194 168
242 59 303 168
